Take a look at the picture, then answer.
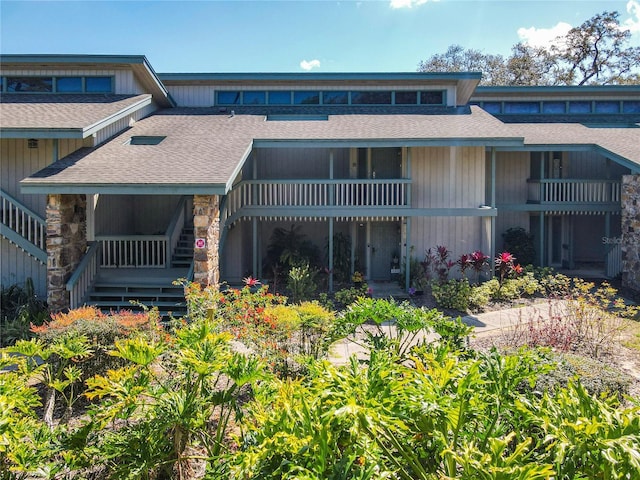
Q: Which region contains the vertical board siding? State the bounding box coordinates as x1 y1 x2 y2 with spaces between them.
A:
94 195 181 235
1 237 47 297
568 151 630 179
1 138 53 215
167 86 215 107
256 148 349 179
408 146 486 264
495 151 530 205
93 103 158 145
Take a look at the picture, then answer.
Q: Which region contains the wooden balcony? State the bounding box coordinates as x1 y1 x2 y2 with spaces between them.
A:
225 178 411 221
527 179 621 205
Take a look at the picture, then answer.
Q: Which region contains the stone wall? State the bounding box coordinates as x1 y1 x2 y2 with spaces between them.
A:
193 194 220 288
621 175 640 294
46 194 87 311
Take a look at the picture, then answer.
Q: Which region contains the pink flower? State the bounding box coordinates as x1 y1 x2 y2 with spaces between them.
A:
243 276 261 287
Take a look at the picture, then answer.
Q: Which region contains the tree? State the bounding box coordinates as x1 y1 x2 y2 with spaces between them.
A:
417 10 640 85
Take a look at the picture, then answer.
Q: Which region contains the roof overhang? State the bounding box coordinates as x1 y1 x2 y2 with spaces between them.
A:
253 138 523 148
0 54 175 107
20 182 228 195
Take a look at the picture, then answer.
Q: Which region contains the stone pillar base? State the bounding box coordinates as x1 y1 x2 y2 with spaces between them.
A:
621 175 640 294
193 195 220 288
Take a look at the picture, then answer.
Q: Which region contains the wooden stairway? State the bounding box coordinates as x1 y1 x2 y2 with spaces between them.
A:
84 225 195 319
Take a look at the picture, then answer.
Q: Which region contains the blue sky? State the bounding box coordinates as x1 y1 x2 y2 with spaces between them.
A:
1 0 639 73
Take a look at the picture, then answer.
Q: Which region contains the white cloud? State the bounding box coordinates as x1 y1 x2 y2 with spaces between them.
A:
389 0 431 9
300 59 321 71
517 21 572 49
624 0 640 34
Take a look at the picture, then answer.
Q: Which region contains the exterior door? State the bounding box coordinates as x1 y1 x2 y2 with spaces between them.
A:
369 221 401 281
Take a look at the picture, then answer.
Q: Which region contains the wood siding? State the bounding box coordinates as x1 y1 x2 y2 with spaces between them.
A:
0 237 46 296
255 148 350 179
409 146 488 261
94 195 181 235
167 86 214 107
567 150 630 179
493 151 531 247
93 103 158 145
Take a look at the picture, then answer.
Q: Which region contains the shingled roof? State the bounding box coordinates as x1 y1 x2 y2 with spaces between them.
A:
0 94 153 138
20 106 522 194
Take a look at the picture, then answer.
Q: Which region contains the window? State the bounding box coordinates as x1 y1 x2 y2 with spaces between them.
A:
56 77 83 93
322 91 348 104
351 91 392 105
243 91 266 105
7 77 53 92
294 91 320 105
542 102 566 114
4 75 113 93
395 91 418 104
623 101 640 113
420 91 444 105
594 101 620 114
503 102 541 114
129 136 166 145
568 101 591 114
268 91 291 105
482 102 502 114
85 76 112 93
217 91 241 105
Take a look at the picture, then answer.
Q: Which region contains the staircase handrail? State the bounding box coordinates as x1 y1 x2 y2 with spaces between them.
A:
0 188 46 251
165 196 188 268
605 242 623 278
66 241 102 309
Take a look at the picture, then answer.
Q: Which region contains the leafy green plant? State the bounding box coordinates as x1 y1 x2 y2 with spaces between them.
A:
431 278 472 311
0 278 49 347
263 224 321 279
286 263 317 303
334 284 369 308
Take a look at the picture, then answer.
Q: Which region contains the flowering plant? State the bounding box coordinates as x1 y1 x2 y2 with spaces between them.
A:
351 271 364 283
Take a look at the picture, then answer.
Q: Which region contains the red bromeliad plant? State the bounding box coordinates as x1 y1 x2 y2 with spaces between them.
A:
495 251 523 285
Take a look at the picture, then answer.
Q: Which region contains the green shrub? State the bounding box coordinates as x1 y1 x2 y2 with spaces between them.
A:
334 284 369 308
533 350 633 400
431 278 471 311
0 278 49 347
286 263 317 303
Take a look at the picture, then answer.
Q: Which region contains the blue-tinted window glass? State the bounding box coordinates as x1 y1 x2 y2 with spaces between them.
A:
420 91 444 105
7 77 53 92
322 91 348 104
503 102 541 114
0 77 3 92
218 91 241 105
85 77 112 93
395 91 417 104
268 91 291 105
568 101 591 113
352 91 392 104
294 91 320 104
56 77 83 93
482 102 502 114
542 102 566 114
594 101 620 113
623 101 640 113
244 91 266 105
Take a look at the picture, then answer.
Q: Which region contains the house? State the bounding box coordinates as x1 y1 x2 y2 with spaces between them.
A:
1 54 639 313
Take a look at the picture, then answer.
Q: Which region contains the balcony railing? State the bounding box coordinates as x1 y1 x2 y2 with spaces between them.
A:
527 179 621 204
225 178 411 220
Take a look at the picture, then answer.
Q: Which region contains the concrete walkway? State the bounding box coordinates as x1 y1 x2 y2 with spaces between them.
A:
328 300 558 364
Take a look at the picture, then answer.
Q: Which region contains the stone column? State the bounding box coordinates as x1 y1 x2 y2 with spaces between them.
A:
621 175 640 294
193 194 220 288
46 194 87 311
